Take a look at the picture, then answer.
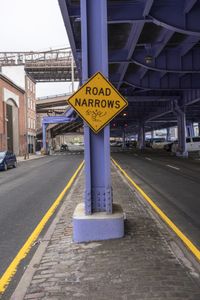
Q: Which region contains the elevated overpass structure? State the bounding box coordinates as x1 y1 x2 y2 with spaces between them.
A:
36 93 83 138
36 93 71 113
59 0 200 142
0 48 79 82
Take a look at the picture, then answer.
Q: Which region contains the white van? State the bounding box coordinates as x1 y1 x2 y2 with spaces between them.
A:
171 137 200 153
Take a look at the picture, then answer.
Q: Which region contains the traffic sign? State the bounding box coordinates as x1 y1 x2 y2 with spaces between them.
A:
67 72 128 133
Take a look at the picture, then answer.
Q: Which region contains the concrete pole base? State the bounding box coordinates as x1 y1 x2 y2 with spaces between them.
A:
176 151 188 158
73 203 124 243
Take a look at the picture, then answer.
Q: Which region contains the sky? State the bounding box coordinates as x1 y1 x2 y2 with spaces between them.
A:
0 0 77 97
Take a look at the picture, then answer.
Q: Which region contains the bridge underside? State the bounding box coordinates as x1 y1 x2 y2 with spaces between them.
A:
58 0 200 136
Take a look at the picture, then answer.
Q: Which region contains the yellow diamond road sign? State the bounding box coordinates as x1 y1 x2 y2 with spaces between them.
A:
68 72 128 133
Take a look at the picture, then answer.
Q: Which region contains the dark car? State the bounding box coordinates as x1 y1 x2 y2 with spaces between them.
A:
60 144 68 152
0 151 17 171
163 141 175 152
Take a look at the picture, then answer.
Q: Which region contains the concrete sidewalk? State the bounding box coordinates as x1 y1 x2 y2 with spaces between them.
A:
17 154 45 162
11 165 200 300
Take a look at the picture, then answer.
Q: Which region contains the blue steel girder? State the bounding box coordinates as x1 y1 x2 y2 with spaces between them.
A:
150 1 200 36
184 0 198 14
117 22 144 89
58 0 82 79
42 115 76 124
175 35 200 56
125 73 200 90
130 47 200 74
116 0 155 89
59 0 200 134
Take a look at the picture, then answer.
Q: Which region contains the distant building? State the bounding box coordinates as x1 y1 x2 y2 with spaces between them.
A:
1 66 37 153
25 75 36 153
0 73 26 155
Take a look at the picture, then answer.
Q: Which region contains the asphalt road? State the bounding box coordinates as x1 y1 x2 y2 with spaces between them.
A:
0 153 83 296
112 149 200 249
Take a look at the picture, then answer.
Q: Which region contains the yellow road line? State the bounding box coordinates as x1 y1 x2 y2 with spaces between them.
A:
0 160 84 294
112 158 200 261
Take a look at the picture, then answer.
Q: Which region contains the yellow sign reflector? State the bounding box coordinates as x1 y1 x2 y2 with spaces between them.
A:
68 72 128 133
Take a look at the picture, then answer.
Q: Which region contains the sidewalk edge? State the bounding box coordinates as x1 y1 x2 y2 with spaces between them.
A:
10 167 84 300
112 161 200 281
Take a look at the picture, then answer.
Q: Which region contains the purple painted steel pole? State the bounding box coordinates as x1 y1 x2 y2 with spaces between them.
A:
174 101 187 156
122 129 126 149
138 123 145 149
42 123 47 152
186 122 194 137
166 128 170 141
81 0 112 214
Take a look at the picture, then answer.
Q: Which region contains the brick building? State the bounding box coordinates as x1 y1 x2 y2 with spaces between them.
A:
1 66 37 153
0 73 26 155
26 75 36 153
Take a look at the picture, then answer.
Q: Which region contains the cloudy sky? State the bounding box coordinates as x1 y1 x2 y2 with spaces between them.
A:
0 0 77 96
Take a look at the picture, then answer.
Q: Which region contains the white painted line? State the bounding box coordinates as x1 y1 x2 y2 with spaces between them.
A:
145 157 152 161
166 164 180 171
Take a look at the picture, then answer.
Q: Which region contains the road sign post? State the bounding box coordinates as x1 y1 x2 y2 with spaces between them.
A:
73 0 126 242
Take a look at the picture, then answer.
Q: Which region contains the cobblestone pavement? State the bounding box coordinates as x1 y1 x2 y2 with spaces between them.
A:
14 166 200 299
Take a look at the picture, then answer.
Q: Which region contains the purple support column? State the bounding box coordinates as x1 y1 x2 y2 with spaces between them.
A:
122 129 126 149
42 123 47 152
174 101 188 157
81 0 112 213
166 128 171 141
186 122 194 137
138 123 145 149
73 0 124 242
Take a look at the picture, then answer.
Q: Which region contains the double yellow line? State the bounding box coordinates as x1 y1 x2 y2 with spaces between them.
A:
112 158 200 262
0 161 84 294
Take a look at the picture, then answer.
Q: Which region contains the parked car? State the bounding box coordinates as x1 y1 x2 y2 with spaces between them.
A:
67 142 84 152
0 151 17 171
151 138 170 149
171 137 200 153
110 141 122 147
163 141 174 152
60 144 68 152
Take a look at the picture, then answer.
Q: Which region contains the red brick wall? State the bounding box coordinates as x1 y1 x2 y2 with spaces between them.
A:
0 77 26 155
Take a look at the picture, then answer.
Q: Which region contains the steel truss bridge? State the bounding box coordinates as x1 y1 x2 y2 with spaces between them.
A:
0 48 79 82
